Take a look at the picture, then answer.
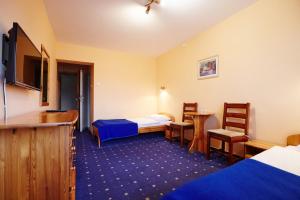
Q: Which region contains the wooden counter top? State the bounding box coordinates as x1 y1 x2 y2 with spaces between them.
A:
0 110 78 129
184 112 214 116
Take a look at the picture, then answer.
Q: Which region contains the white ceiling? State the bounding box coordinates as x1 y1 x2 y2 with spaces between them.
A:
44 0 256 56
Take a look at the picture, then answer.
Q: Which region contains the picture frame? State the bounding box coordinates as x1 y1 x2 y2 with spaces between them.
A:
197 56 219 79
40 45 50 106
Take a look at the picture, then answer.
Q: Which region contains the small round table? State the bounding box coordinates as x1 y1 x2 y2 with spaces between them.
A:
185 112 213 153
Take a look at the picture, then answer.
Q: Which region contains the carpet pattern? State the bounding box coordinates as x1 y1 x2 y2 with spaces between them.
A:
75 131 227 200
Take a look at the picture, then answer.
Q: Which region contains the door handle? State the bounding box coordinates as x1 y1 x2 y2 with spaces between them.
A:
76 96 84 102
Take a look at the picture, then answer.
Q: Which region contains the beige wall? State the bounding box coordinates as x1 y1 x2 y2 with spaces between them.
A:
1 0 300 146
0 0 57 118
55 42 157 120
157 0 300 145
0 0 158 120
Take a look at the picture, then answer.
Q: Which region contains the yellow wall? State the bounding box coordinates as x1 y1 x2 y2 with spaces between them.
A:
55 42 157 119
0 0 57 118
1 0 300 146
157 0 300 145
0 0 157 121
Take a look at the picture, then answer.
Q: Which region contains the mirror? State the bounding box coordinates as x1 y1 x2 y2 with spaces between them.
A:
41 45 50 106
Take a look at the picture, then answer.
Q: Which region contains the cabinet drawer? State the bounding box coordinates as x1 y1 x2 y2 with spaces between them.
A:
70 146 76 154
70 126 76 135
69 186 75 200
70 153 74 167
70 166 76 187
69 126 76 146
69 166 76 200
69 145 76 166
69 136 76 147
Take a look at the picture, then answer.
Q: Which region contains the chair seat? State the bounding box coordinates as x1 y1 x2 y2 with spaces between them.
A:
170 121 193 127
208 129 245 137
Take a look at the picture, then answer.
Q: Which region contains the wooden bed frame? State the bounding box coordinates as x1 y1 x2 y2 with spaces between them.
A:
287 134 300 146
92 113 175 148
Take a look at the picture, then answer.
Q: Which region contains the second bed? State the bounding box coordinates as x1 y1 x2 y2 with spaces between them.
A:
92 113 175 147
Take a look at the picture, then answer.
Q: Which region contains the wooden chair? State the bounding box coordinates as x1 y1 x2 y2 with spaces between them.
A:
287 134 300 146
169 103 198 147
206 103 250 164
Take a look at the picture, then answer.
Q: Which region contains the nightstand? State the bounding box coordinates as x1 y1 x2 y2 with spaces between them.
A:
244 140 279 158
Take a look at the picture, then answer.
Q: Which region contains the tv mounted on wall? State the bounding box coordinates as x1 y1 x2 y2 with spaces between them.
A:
2 23 41 91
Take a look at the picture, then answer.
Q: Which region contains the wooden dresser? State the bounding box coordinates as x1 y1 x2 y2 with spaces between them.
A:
0 110 78 200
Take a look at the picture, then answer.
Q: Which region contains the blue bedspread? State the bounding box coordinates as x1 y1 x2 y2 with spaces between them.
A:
162 159 300 200
92 119 138 142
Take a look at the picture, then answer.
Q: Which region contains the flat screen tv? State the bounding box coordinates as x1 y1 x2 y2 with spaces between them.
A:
4 23 41 90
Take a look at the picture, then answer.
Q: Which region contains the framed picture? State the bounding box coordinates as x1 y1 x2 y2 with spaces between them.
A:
40 45 50 106
197 56 219 79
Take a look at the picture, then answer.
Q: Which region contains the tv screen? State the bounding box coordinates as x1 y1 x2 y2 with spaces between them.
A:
6 23 41 90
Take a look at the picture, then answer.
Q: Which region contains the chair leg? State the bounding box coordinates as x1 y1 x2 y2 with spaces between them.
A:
169 127 173 143
206 134 211 160
228 142 233 164
98 136 101 148
180 127 184 147
243 142 246 158
221 141 225 152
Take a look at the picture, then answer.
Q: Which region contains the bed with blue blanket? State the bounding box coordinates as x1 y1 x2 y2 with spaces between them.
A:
162 146 300 200
92 113 174 147
92 119 138 143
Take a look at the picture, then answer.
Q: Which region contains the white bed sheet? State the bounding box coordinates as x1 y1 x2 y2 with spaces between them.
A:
128 114 171 128
128 117 171 128
251 146 300 176
139 120 171 128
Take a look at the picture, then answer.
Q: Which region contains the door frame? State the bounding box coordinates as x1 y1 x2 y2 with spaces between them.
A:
57 59 94 130
58 72 79 112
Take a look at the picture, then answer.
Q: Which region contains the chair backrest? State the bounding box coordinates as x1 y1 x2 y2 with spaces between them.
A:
182 103 198 122
222 103 250 135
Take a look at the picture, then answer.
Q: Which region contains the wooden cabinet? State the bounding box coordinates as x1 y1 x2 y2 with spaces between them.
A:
69 126 76 200
0 110 78 200
244 139 279 158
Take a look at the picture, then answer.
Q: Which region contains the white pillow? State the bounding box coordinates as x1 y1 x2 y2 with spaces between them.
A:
147 114 170 122
285 145 300 152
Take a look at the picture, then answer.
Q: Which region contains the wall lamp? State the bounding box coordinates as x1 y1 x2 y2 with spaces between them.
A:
160 86 166 90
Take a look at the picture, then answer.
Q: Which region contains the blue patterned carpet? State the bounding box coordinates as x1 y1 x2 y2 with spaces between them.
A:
75 131 227 200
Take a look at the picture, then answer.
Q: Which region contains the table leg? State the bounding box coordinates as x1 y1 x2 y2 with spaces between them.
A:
206 133 211 159
169 126 173 142
199 118 206 153
180 126 184 147
189 116 199 153
189 116 207 153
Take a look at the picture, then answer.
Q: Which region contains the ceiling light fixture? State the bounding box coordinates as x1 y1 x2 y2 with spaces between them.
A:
145 0 160 14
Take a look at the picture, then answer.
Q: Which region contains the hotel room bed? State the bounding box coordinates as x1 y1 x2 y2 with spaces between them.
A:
92 113 174 147
162 145 300 200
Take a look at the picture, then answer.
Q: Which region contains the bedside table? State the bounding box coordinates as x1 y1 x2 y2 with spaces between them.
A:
244 140 279 158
